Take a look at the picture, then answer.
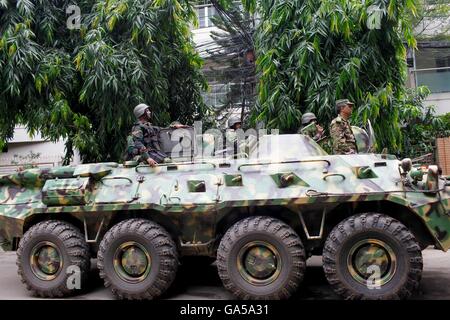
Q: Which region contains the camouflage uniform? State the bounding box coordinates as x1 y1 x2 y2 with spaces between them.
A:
300 127 332 154
299 123 324 141
298 113 324 142
126 121 168 163
297 113 330 153
330 115 357 155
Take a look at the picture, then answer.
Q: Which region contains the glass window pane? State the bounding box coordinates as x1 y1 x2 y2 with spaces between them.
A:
415 47 450 69
415 47 450 93
416 69 450 93
207 5 216 27
198 7 206 28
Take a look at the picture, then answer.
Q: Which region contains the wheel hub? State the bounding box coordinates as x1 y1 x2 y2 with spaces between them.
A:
347 239 397 286
237 241 282 285
30 242 62 281
114 242 151 283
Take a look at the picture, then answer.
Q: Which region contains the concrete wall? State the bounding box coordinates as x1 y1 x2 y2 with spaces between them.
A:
424 92 450 115
0 127 80 172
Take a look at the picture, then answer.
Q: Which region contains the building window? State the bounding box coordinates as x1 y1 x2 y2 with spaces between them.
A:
414 46 450 93
195 3 217 29
202 83 230 107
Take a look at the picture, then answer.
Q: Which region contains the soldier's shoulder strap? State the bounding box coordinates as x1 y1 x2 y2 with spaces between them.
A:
331 116 342 125
132 121 144 128
131 122 148 137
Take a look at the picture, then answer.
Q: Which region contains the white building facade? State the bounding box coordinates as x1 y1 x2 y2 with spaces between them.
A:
409 7 450 115
408 42 450 115
0 127 80 174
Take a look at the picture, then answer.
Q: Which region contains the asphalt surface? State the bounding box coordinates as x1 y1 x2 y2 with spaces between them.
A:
0 248 449 300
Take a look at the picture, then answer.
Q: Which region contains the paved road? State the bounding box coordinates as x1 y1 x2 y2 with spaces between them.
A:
0 248 449 300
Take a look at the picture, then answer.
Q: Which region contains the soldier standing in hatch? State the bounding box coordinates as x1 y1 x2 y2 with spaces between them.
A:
225 116 246 157
299 112 325 142
126 103 185 167
330 99 358 155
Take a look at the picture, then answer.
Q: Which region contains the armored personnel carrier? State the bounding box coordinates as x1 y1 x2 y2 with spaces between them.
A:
0 128 448 300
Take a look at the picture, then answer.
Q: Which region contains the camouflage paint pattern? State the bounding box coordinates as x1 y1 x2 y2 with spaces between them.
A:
237 240 282 285
347 239 397 286
30 243 63 280
0 134 449 255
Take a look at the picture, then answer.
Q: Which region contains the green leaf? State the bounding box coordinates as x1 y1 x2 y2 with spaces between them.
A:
107 15 117 31
8 43 16 56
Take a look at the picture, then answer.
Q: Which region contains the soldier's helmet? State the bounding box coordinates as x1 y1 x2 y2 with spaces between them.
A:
134 104 150 119
301 113 317 126
228 116 241 129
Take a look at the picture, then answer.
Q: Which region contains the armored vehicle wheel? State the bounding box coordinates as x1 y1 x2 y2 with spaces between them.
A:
97 219 178 300
323 213 423 300
17 220 90 298
217 216 306 299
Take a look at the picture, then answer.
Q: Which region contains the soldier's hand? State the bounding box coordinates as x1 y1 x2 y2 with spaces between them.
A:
316 124 324 134
140 147 147 153
147 158 158 167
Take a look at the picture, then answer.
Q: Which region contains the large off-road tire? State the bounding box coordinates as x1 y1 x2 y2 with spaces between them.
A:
323 213 423 300
17 220 90 298
97 219 178 300
217 216 306 299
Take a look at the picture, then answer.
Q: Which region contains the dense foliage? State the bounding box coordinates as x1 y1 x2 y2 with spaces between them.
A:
241 0 418 152
398 87 450 159
0 0 206 163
